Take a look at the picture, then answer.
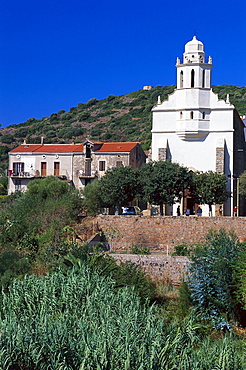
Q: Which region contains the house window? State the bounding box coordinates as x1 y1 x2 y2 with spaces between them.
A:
85 161 91 176
86 144 91 158
116 161 123 167
13 162 24 176
41 162 47 176
191 69 195 87
190 111 194 119
99 161 106 171
54 162 60 176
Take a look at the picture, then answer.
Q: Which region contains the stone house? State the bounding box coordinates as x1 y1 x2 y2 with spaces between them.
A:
8 140 146 194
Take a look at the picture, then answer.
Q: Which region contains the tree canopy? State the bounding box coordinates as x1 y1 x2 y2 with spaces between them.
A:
82 180 102 216
239 170 246 197
99 166 139 210
138 161 192 215
193 171 230 215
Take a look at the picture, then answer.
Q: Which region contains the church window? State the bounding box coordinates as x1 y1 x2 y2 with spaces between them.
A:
180 111 183 119
180 71 183 88
190 111 194 119
202 69 205 88
191 69 195 87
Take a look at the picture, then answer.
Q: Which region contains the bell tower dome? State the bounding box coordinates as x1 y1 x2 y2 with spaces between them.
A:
183 36 205 63
176 36 213 89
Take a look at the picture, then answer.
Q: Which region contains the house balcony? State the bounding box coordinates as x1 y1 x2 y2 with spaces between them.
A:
78 170 98 179
8 169 69 179
8 170 36 178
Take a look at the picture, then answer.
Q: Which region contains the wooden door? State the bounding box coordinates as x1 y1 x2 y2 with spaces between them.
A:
54 162 60 176
41 162 47 177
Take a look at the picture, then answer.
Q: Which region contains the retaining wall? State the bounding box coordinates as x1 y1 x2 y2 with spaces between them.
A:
97 215 246 253
112 254 188 285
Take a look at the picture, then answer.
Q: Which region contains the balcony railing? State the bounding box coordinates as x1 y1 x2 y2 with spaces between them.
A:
78 170 98 178
9 169 68 179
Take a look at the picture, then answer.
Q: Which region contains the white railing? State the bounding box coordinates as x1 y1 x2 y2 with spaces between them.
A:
10 169 69 178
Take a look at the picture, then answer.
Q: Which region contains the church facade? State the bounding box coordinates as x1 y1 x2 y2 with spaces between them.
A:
151 36 246 216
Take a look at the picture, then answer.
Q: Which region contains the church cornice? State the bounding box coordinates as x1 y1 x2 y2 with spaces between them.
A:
176 63 213 67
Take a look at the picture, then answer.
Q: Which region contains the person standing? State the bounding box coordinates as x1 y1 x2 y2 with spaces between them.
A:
177 206 180 216
197 207 202 216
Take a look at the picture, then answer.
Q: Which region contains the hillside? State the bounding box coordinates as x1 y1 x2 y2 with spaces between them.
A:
0 84 246 173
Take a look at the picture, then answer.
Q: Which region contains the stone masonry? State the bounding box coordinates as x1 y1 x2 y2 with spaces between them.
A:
112 254 188 285
97 215 246 253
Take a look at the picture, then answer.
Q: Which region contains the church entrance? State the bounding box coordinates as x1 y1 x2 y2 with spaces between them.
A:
183 189 198 215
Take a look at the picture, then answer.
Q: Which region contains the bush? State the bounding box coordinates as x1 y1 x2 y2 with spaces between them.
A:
187 228 245 326
131 244 151 255
0 133 14 144
172 243 191 256
78 111 90 122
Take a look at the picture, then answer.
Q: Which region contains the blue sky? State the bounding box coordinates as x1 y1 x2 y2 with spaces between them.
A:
0 0 245 127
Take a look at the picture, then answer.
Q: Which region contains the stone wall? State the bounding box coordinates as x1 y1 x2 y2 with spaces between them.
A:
97 215 246 253
112 254 188 285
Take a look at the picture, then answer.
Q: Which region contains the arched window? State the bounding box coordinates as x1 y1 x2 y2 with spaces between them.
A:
190 111 194 119
191 69 195 87
202 69 205 88
180 71 183 88
180 111 183 119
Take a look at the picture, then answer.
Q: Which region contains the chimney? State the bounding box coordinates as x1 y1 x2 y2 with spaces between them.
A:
71 139 75 145
23 139 27 145
41 136 44 145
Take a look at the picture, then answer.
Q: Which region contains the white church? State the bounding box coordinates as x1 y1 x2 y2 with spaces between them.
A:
151 36 246 217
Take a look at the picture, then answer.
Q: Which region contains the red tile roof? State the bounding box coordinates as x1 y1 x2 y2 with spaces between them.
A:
10 144 43 153
9 142 139 154
9 144 84 154
94 142 139 153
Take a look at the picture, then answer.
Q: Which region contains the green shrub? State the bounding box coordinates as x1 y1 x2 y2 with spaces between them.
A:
0 133 14 144
172 243 191 256
131 244 151 255
78 111 90 121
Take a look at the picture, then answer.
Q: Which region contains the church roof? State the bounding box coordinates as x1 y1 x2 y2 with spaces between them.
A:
185 36 204 52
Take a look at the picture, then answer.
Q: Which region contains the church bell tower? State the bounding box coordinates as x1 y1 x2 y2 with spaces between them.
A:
176 36 213 90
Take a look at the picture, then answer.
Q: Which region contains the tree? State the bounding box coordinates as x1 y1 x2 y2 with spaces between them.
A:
193 171 230 216
239 170 246 196
99 166 139 212
138 161 191 216
187 229 245 328
0 176 82 253
82 180 102 216
233 242 246 315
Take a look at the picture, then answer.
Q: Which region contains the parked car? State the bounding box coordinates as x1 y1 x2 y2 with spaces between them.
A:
121 206 142 216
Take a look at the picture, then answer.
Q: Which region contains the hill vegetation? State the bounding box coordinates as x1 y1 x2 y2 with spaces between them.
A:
0 84 245 174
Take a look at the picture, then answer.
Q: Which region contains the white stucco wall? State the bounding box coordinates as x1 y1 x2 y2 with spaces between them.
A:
151 36 236 217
